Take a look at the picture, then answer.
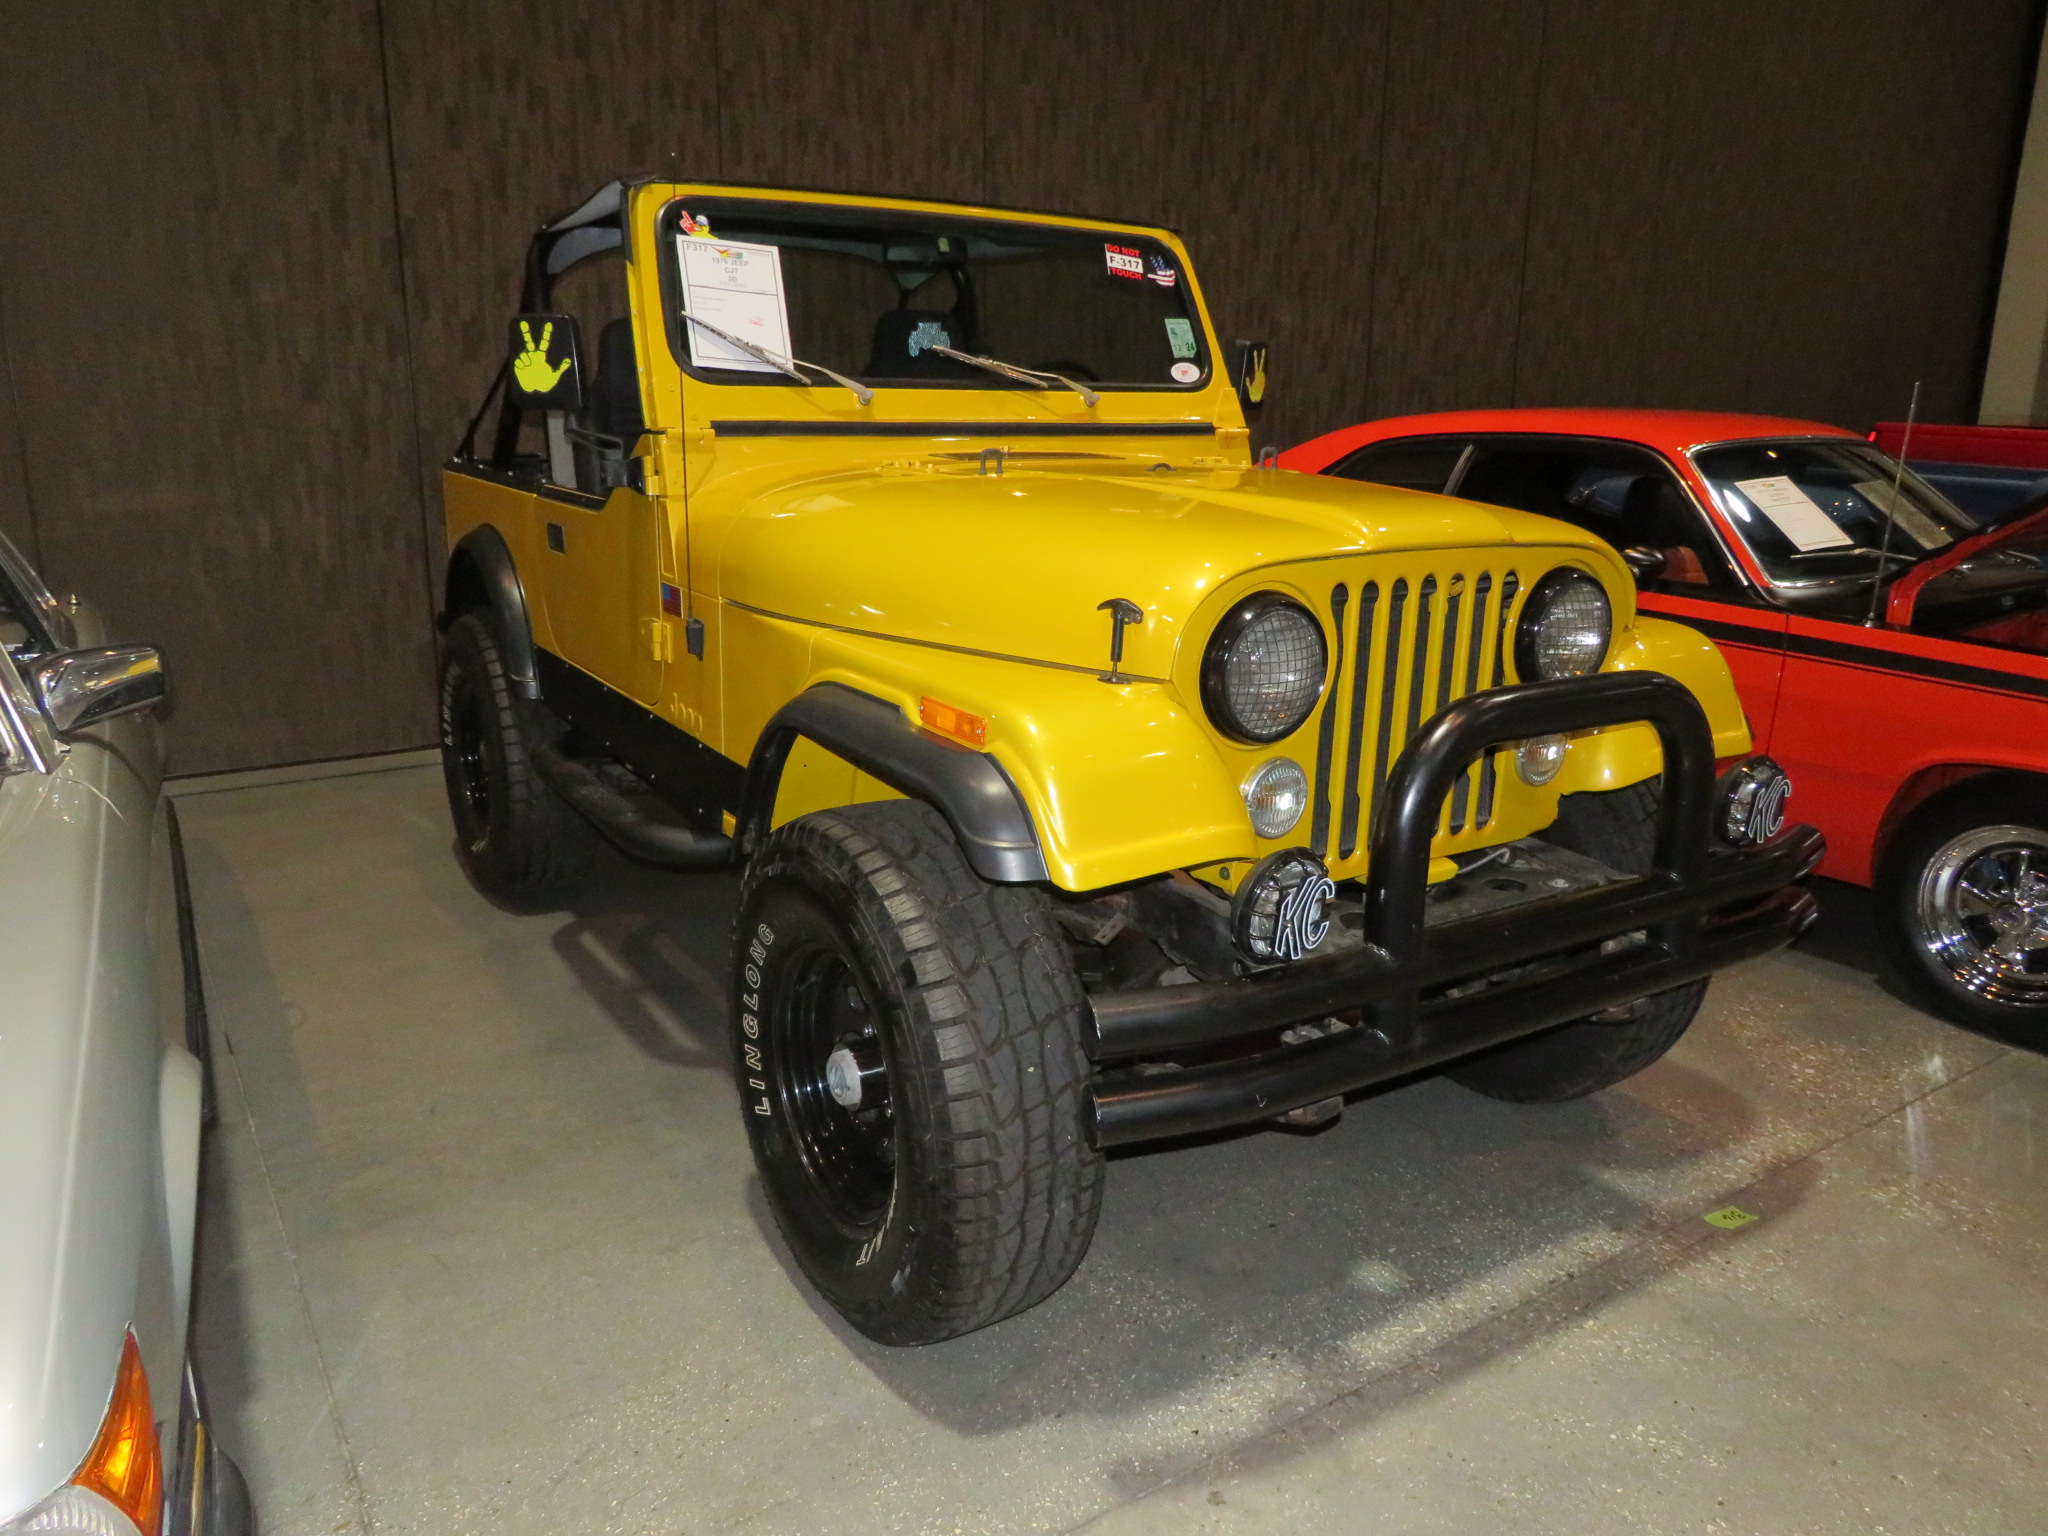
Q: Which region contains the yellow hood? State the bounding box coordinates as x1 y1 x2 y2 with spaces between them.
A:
718 464 1609 678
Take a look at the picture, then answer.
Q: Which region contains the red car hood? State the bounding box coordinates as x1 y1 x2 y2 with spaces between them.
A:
1886 503 2048 628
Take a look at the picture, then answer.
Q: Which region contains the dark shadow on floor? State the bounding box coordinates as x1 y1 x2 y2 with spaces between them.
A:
1797 874 2046 1057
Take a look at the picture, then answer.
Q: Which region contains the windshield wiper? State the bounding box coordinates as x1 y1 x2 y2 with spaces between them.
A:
681 310 874 406
927 344 1101 408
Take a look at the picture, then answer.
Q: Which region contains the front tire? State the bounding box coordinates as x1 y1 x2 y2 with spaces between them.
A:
734 799 1102 1344
1449 778 1707 1102
438 612 597 910
1879 780 2048 1036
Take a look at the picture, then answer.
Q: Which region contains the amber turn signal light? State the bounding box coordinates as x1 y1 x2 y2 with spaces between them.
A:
918 696 987 748
75 1330 162 1536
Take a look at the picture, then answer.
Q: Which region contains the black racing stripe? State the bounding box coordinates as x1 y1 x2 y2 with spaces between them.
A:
1658 603 2048 700
1779 628 2048 701
1653 611 1786 649
709 419 1216 438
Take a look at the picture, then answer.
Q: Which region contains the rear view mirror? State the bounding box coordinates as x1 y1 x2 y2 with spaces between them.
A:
1620 547 1668 585
506 313 584 412
31 645 166 737
1232 340 1268 413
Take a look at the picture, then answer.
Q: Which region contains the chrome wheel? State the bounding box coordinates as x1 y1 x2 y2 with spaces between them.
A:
1914 824 2048 1006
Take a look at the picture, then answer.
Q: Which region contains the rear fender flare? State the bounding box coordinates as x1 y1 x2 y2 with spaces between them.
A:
442 525 539 699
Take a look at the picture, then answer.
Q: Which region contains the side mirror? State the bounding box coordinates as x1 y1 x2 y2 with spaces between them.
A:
1231 339 1268 414
31 645 166 737
1620 547 1667 585
505 313 584 413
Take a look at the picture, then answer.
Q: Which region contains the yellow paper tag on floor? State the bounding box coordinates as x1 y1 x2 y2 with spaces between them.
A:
1703 1206 1758 1230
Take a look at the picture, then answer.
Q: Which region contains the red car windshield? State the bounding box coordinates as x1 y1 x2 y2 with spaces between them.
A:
1691 439 1977 588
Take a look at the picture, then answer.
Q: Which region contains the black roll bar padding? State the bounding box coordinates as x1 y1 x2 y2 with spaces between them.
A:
444 525 540 700
739 683 1051 884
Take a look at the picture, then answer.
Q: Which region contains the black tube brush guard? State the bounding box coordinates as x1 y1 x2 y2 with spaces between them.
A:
1085 671 1825 1148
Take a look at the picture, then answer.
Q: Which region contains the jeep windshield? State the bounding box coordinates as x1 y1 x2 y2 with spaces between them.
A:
1691 439 1987 615
658 197 1209 393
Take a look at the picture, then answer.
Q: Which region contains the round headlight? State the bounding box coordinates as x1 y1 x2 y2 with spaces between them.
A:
1515 569 1612 680
1201 593 1327 743
1243 757 1310 838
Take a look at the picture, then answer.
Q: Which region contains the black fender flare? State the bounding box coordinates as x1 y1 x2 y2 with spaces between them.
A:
443 525 539 699
740 683 1050 884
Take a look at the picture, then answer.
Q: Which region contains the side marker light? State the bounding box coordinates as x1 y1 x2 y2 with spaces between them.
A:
75 1331 162 1536
918 697 987 748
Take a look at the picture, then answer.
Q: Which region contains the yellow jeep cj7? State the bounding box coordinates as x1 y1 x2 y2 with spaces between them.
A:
437 178 1822 1343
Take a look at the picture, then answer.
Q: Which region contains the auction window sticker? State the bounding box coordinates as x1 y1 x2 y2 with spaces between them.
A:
678 237 793 373
1732 476 1853 552
1104 242 1144 280
1851 479 1953 551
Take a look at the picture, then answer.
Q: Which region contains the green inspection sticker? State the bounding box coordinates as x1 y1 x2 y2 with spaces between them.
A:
1164 317 1197 359
1703 1206 1759 1230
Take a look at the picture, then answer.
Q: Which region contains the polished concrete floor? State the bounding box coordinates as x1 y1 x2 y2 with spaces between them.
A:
176 759 2048 1536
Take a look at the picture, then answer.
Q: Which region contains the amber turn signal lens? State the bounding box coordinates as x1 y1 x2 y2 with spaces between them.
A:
918 696 987 748
74 1331 161 1536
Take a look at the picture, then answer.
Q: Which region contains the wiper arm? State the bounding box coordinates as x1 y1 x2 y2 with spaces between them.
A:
927 344 1101 408
681 310 874 406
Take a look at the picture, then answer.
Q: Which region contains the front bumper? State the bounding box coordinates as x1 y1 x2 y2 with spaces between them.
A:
1086 671 1824 1147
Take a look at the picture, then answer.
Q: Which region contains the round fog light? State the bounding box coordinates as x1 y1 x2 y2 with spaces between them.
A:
1719 756 1791 845
1243 757 1310 839
1515 734 1569 786
1230 847 1337 964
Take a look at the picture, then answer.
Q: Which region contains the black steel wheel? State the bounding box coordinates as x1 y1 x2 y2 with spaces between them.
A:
437 612 596 910
1880 778 2048 1037
1449 777 1707 1102
735 799 1101 1345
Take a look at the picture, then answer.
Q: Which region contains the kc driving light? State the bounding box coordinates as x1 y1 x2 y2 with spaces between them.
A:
1201 592 1327 743
1718 756 1792 845
1514 569 1612 680
1242 757 1310 838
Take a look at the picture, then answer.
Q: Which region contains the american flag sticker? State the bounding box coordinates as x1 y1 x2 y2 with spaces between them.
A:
661 582 683 616
1147 255 1178 288
1105 243 1144 279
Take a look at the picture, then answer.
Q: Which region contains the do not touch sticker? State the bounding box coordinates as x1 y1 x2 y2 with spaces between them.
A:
1105 243 1143 280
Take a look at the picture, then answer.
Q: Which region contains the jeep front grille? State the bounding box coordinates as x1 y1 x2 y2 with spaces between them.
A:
1304 569 1522 863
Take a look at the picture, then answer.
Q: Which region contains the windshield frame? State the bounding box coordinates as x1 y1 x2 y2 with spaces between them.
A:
651 194 1214 397
1682 434 1978 603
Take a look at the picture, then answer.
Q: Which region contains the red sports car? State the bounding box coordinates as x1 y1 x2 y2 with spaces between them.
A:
1283 408 2048 1036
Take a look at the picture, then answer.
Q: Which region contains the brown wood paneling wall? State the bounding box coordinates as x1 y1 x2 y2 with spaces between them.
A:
1366 2 1546 418
380 0 723 562
0 2 430 774
1 0 2038 770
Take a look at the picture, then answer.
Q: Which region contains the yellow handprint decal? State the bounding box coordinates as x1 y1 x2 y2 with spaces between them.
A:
512 319 572 394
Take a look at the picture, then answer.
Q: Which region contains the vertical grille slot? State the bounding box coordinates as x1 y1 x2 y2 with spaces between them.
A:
1366 578 1409 828
1448 573 1493 832
1475 571 1520 827
1337 582 1379 858
1308 582 1348 856
1403 576 1437 742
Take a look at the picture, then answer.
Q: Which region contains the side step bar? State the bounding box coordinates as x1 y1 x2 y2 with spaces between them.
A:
532 744 732 868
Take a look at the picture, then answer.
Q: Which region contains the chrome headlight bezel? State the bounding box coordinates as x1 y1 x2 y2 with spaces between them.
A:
1200 592 1328 744
1513 568 1613 681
